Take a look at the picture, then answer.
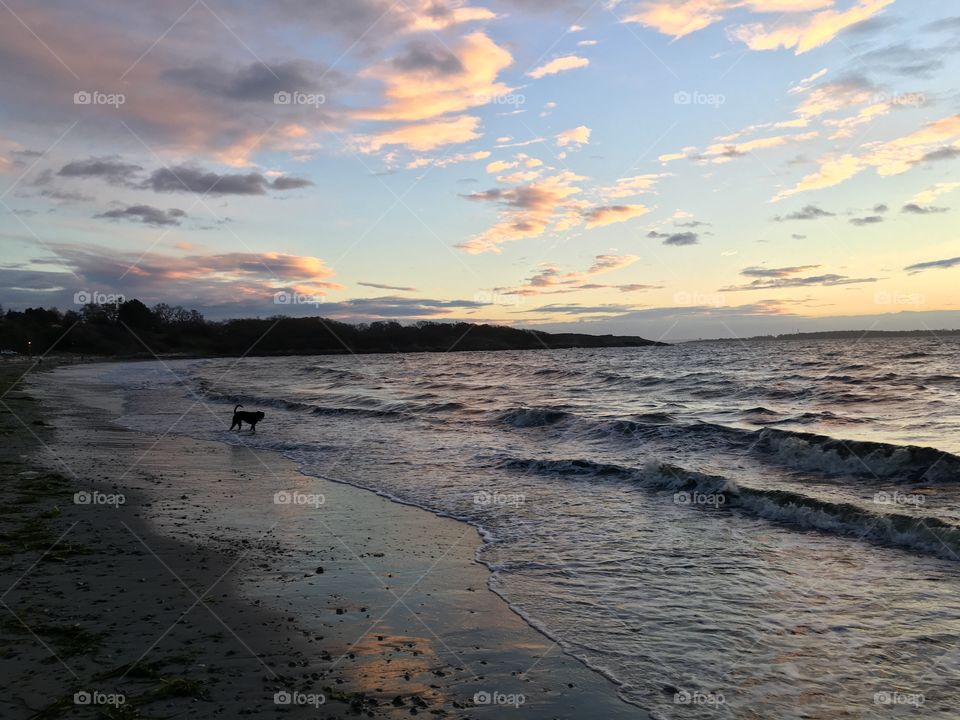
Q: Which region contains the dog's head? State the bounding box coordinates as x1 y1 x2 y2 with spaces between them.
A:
254 411 265 421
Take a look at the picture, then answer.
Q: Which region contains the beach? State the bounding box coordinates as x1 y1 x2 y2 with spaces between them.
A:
0 360 639 719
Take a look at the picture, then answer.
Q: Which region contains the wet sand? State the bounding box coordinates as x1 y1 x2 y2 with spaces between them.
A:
0 361 642 718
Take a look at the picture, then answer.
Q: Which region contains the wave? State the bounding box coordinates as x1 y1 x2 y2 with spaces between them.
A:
755 428 960 483
499 457 960 559
497 404 960 483
497 407 574 427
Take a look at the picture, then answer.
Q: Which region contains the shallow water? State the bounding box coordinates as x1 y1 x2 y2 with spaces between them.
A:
75 337 960 718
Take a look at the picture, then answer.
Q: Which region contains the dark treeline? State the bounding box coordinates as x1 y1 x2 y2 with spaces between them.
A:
0 300 665 357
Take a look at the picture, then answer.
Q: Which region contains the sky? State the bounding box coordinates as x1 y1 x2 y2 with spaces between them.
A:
1 0 959 341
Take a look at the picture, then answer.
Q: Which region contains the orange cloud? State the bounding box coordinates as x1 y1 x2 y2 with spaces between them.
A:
624 0 833 38
729 0 895 54
359 115 482 152
528 55 590 79
457 171 586 253
556 125 592 147
773 113 960 200
358 32 513 123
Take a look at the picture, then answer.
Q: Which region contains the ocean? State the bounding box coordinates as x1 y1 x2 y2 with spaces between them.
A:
74 337 960 718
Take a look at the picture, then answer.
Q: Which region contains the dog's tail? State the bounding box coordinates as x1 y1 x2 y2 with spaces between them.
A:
234 404 243 413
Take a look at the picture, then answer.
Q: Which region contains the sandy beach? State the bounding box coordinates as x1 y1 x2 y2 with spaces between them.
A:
0 360 641 719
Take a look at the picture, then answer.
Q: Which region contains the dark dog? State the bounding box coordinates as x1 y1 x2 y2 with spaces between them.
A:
230 404 265 432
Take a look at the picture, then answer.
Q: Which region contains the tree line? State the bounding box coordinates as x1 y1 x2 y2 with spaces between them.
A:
0 300 663 358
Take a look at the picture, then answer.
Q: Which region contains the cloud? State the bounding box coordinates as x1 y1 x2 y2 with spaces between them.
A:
849 214 884 225
163 60 339 103
910 183 960 205
647 230 699 245
600 173 669 199
622 0 879 52
357 33 513 123
458 170 585 253
901 203 948 214
528 55 590 79
904 256 960 274
406 150 491 169
95 205 187 226
584 204 650 228
727 0 896 54
58 156 144 186
918 146 960 163
14 242 342 308
142 165 313 195
775 114 960 200
741 264 821 278
357 281 418 292
530 303 638 315
772 205 835 221
494 254 642 298
486 159 518 173
721 270 878 291
359 115 483 152
556 125 591 147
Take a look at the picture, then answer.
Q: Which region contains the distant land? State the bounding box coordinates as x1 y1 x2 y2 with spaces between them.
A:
683 329 960 343
0 300 666 358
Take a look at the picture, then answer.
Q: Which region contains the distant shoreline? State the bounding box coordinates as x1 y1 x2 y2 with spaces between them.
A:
680 328 960 343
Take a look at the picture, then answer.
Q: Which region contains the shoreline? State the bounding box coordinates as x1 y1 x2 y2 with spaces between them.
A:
2 361 643 718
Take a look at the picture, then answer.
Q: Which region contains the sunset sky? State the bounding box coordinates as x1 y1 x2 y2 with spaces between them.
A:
2 0 959 340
